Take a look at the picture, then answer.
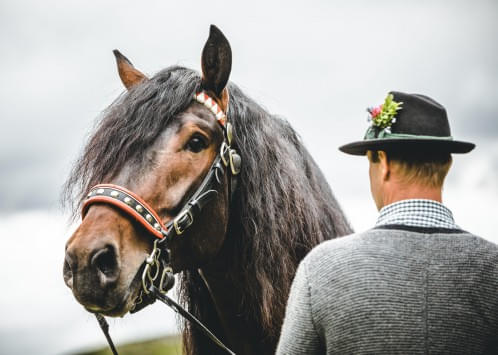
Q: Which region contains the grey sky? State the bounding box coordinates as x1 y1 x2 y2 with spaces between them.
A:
1 0 497 214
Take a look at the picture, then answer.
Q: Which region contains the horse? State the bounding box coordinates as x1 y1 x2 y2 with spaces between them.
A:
63 25 352 355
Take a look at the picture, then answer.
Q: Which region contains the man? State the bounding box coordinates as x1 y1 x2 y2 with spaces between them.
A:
276 92 498 354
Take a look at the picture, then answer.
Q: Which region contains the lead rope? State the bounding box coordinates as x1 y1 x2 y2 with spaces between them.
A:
95 296 236 355
94 261 236 355
95 314 118 355
149 285 236 355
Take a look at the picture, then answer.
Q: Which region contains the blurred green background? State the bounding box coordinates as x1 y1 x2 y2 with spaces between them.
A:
74 336 182 355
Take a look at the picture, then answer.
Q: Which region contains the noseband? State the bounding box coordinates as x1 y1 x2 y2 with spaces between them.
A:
81 91 240 355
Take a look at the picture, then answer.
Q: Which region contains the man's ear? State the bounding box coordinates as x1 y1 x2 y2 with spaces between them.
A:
378 151 390 181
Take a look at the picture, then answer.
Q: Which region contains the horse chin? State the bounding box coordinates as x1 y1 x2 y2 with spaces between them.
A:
80 273 143 318
85 299 128 317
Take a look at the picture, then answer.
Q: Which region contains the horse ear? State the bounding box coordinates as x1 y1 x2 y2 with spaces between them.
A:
113 49 148 89
201 25 232 102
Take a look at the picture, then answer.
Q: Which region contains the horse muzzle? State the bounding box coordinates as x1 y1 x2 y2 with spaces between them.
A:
63 236 130 315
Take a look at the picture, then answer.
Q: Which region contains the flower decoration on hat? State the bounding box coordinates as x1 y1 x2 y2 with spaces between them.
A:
367 93 403 134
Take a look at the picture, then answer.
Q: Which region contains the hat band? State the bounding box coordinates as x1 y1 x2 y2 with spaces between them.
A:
364 126 453 141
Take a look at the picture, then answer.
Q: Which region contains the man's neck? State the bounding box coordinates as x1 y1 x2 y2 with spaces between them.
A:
381 183 442 209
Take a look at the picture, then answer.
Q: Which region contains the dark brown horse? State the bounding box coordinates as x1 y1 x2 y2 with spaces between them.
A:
63 25 352 355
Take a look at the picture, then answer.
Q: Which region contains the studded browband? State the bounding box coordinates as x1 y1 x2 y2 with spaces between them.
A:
81 91 240 241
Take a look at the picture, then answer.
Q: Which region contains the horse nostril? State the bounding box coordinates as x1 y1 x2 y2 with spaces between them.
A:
63 255 74 288
91 245 119 282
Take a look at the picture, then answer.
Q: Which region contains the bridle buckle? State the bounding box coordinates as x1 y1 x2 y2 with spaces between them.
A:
159 266 174 294
142 239 161 294
229 149 241 175
220 142 230 167
173 209 194 235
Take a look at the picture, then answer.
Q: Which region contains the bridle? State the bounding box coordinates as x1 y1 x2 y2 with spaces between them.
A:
81 91 241 355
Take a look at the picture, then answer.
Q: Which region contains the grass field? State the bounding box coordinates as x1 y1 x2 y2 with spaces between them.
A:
73 335 182 355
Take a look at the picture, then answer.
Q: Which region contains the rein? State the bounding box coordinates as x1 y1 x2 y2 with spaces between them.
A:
82 91 240 355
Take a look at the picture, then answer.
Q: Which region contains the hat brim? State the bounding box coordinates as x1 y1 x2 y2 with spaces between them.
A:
339 138 475 156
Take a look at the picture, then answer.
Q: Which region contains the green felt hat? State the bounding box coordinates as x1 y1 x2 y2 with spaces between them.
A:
339 91 475 155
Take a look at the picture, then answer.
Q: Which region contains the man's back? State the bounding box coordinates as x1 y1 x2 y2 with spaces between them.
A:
278 227 498 354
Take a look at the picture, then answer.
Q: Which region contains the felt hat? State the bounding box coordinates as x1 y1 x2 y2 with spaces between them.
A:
339 91 475 155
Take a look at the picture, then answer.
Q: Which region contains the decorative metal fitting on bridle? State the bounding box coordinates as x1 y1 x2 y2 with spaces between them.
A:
142 239 174 295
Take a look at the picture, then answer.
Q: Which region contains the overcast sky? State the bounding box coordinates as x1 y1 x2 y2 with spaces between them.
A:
1 0 497 214
0 1 497 353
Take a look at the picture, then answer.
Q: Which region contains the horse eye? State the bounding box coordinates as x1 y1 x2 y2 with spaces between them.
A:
185 136 207 153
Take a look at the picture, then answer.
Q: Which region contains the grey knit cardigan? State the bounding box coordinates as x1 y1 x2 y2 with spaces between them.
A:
276 227 498 354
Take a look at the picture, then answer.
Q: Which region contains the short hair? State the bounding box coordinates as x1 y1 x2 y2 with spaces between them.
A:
368 147 452 188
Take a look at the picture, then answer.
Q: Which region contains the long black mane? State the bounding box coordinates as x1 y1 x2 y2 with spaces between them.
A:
63 66 352 354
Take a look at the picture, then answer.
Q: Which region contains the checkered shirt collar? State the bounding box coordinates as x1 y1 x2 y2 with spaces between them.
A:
375 199 459 229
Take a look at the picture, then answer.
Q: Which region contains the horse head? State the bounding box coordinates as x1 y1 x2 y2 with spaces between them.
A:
63 25 353 355
63 25 235 317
